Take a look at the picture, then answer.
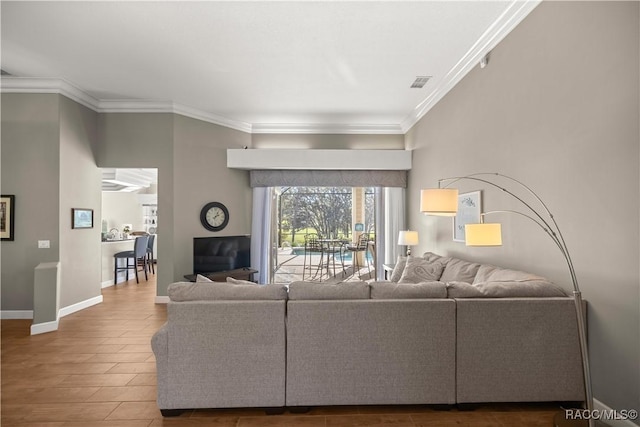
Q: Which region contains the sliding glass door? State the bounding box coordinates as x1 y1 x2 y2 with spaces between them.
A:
271 186 377 284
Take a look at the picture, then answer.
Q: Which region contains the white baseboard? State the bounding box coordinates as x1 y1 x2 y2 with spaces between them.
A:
1 310 34 319
58 295 103 318
593 398 639 427
28 295 104 335
30 319 59 335
155 296 169 304
101 280 114 288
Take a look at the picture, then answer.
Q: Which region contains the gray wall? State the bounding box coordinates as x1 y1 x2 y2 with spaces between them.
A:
95 113 252 297
96 113 175 296
173 114 252 284
1 94 102 312
406 1 639 414
1 94 61 311
251 133 405 149
58 96 102 307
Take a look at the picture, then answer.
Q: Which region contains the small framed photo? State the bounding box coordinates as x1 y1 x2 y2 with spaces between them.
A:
72 208 94 229
453 191 481 242
1 195 15 241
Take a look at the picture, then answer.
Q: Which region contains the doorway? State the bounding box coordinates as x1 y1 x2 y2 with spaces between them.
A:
100 168 158 287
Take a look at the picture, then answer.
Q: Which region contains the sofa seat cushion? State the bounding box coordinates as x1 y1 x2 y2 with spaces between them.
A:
370 281 447 299
447 280 567 298
168 282 288 301
473 264 547 284
398 255 446 283
288 281 370 300
439 257 482 284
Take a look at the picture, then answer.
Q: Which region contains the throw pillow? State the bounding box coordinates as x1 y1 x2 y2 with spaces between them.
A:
422 252 445 263
439 257 482 284
370 281 447 299
226 277 256 285
195 274 213 282
398 255 445 283
389 255 407 282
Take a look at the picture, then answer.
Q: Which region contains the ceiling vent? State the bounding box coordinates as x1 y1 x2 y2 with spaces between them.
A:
410 76 431 88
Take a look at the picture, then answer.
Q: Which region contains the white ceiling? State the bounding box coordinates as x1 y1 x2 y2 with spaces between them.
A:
1 1 538 134
102 168 157 192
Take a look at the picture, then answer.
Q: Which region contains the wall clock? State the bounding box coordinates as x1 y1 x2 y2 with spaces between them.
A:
200 202 229 232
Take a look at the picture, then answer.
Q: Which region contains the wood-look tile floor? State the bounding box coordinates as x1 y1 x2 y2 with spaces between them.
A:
2 275 569 427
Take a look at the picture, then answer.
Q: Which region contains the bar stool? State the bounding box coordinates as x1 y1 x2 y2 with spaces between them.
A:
114 235 149 284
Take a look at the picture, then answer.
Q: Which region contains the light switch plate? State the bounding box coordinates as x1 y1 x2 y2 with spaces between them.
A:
38 240 50 249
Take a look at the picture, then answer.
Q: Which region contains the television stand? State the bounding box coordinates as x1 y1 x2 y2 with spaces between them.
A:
184 268 258 283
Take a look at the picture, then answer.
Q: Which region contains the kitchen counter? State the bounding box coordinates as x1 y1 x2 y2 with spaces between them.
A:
101 239 135 286
102 238 135 243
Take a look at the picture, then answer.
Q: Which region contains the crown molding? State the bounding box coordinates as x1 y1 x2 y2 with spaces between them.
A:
400 0 541 133
1 77 253 133
1 77 101 111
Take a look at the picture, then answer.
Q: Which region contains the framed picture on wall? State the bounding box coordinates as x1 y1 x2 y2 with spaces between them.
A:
1 195 15 241
453 191 481 242
72 208 94 229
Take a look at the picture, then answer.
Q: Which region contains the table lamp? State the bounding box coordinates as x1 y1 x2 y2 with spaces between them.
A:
398 230 419 256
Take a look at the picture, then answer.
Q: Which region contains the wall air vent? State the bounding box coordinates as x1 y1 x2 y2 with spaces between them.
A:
410 76 431 88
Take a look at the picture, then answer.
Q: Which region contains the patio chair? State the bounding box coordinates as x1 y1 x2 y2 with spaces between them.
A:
302 233 324 281
343 233 371 279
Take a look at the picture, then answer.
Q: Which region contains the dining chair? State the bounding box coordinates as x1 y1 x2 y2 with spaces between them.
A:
146 234 156 274
114 235 149 284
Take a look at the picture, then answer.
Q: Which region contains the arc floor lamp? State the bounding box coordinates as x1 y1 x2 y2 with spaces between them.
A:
421 172 593 427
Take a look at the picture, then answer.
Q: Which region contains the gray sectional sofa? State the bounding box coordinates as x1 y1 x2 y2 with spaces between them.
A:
151 253 585 415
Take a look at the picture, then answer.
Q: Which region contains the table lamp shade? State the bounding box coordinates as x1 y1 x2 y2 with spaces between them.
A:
465 223 502 246
398 230 419 246
420 188 458 216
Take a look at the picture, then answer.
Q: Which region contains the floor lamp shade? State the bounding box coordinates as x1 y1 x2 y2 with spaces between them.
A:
465 223 502 246
420 188 458 216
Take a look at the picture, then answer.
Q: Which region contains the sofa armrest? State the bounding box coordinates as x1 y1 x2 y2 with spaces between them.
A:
151 323 168 406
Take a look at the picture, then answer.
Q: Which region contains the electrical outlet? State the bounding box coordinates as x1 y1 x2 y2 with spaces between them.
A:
38 240 50 249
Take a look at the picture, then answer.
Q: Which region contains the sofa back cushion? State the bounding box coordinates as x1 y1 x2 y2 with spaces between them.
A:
473 264 546 284
370 281 447 299
439 257 482 284
398 255 446 283
168 282 288 301
288 281 370 300
447 280 567 298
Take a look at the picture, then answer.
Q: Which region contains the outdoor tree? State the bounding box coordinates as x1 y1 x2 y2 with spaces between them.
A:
279 187 352 244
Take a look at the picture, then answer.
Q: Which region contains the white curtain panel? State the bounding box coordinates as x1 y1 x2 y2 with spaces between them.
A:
384 187 406 266
251 187 274 284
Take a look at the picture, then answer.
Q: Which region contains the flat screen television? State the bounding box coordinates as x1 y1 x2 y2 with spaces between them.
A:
193 235 251 274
